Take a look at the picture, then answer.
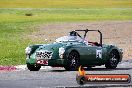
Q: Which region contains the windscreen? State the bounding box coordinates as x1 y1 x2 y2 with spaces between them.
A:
55 36 84 42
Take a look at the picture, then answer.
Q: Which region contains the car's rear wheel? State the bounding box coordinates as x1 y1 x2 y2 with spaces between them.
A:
64 51 80 71
27 63 41 71
105 50 119 69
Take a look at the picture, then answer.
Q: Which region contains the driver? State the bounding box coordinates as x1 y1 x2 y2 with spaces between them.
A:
68 31 80 41
69 31 77 36
69 31 89 45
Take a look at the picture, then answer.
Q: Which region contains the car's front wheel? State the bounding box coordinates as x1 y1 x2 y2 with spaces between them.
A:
27 63 41 71
64 51 80 71
105 50 119 69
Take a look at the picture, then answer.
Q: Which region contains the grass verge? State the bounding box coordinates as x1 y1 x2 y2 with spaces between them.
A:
0 8 132 65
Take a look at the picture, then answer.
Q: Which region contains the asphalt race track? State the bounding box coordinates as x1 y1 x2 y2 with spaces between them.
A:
0 60 132 88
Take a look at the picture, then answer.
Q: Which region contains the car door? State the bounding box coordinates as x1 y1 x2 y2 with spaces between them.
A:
80 45 103 65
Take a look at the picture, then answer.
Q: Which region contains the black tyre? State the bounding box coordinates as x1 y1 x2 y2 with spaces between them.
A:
64 51 80 71
105 50 119 69
27 63 41 71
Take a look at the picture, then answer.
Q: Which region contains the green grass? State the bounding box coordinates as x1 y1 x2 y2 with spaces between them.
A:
1 8 132 23
0 0 132 65
0 0 132 8
0 8 132 65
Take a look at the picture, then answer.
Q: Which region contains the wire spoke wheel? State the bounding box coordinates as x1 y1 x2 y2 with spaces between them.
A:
64 51 80 71
105 50 119 69
110 53 118 67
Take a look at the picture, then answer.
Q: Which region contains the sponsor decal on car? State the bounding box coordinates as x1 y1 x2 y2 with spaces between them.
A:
37 59 48 65
96 49 102 59
36 50 53 59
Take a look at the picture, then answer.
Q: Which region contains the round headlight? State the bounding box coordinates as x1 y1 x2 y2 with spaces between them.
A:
59 47 65 55
25 47 31 54
59 47 65 59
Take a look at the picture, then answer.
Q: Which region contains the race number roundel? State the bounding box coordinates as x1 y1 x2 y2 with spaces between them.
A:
96 49 102 59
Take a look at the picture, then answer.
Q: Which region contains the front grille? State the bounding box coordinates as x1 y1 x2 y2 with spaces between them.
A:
36 50 53 59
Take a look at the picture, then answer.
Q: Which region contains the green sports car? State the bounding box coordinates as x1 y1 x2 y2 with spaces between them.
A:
25 29 123 71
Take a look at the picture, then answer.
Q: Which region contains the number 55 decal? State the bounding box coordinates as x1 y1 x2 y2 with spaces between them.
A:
96 49 102 59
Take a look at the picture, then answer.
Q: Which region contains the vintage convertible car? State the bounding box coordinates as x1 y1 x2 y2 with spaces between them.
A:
25 29 123 71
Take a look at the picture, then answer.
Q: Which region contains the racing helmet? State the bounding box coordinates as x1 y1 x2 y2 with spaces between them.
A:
69 31 77 36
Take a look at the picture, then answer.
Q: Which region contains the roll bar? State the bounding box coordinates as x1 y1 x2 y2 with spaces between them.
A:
75 29 102 47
